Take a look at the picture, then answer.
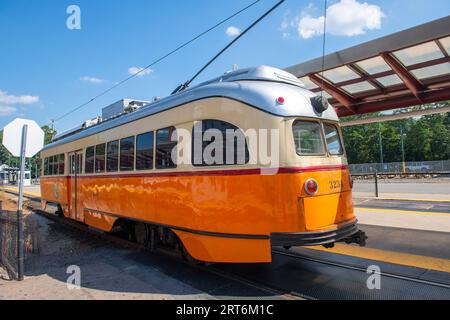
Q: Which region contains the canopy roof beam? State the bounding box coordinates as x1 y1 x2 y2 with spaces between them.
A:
338 89 450 117
285 17 450 117
380 52 425 101
308 74 357 114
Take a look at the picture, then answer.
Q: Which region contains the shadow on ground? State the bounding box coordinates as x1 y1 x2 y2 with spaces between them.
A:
18 215 281 299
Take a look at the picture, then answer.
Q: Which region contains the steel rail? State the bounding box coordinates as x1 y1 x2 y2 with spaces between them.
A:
272 249 450 290
10 193 304 300
4 189 448 296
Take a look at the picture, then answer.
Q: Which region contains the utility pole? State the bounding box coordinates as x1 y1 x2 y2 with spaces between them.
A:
33 158 36 182
17 125 28 281
378 123 384 172
400 125 406 174
2 118 45 281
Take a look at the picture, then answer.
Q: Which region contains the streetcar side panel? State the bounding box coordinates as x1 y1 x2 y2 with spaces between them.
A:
39 93 357 263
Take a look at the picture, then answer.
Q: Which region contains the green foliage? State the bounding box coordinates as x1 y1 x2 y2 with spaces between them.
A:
341 104 450 164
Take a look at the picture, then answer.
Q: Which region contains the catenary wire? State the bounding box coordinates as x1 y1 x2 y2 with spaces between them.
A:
52 0 262 123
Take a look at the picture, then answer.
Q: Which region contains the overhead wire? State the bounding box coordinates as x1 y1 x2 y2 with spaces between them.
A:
173 0 286 93
320 0 328 100
52 0 262 124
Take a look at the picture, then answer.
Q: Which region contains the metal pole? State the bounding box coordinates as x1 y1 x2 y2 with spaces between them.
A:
17 124 27 281
374 171 379 198
378 123 383 171
400 125 406 174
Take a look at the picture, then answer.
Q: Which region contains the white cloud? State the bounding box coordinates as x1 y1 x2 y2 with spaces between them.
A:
0 106 17 116
128 67 153 77
298 15 325 39
297 0 384 39
80 76 105 84
280 10 292 38
0 89 39 105
226 26 241 37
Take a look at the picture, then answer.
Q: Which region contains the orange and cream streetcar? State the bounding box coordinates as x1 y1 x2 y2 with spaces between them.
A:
40 66 367 263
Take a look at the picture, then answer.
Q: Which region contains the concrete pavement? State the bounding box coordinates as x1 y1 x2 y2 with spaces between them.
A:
353 180 450 201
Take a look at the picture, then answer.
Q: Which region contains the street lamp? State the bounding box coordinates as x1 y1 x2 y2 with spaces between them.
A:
400 125 406 174
378 123 383 172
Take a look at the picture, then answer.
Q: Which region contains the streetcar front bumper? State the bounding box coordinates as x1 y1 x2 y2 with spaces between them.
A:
271 221 367 247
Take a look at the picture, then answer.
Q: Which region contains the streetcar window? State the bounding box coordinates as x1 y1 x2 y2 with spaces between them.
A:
323 124 343 155
53 156 57 175
58 154 65 175
156 127 177 169
292 120 326 155
54 155 59 175
136 132 154 170
47 156 52 175
106 140 119 172
69 155 75 175
120 136 135 171
85 146 95 174
192 120 249 166
95 144 106 173
44 158 48 176
76 153 83 174
49 156 55 175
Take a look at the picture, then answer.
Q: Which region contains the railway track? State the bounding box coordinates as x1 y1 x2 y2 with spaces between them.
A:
3 189 450 299
4 192 303 300
272 249 450 290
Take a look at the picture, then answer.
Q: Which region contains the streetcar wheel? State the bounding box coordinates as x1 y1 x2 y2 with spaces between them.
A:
134 222 150 247
55 205 64 217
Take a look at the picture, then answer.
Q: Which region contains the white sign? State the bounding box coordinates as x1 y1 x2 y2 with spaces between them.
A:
2 118 44 157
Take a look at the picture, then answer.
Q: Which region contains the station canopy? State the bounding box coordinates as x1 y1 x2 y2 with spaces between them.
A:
285 16 450 117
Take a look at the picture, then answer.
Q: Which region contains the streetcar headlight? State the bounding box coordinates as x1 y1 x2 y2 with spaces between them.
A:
305 179 318 195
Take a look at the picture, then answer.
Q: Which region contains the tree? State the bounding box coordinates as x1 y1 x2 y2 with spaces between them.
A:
341 103 450 164
31 125 57 178
0 124 56 178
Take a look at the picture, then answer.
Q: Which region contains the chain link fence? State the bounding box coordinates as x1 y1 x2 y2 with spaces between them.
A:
0 200 38 281
349 160 450 175
0 203 18 280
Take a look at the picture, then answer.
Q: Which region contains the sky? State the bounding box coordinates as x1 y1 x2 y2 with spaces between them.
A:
0 0 449 132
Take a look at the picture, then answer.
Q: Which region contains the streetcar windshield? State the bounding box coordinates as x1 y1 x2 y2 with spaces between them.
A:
293 120 326 155
293 120 344 156
323 123 343 155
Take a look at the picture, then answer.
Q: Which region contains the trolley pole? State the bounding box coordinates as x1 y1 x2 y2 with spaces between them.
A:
17 124 28 281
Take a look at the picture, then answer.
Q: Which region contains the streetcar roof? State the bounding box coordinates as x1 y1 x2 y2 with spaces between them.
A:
43 66 339 151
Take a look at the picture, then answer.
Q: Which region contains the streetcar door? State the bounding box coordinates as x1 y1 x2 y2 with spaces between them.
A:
69 151 83 221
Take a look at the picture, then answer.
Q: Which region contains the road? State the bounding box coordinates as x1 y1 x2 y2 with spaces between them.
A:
353 180 450 200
